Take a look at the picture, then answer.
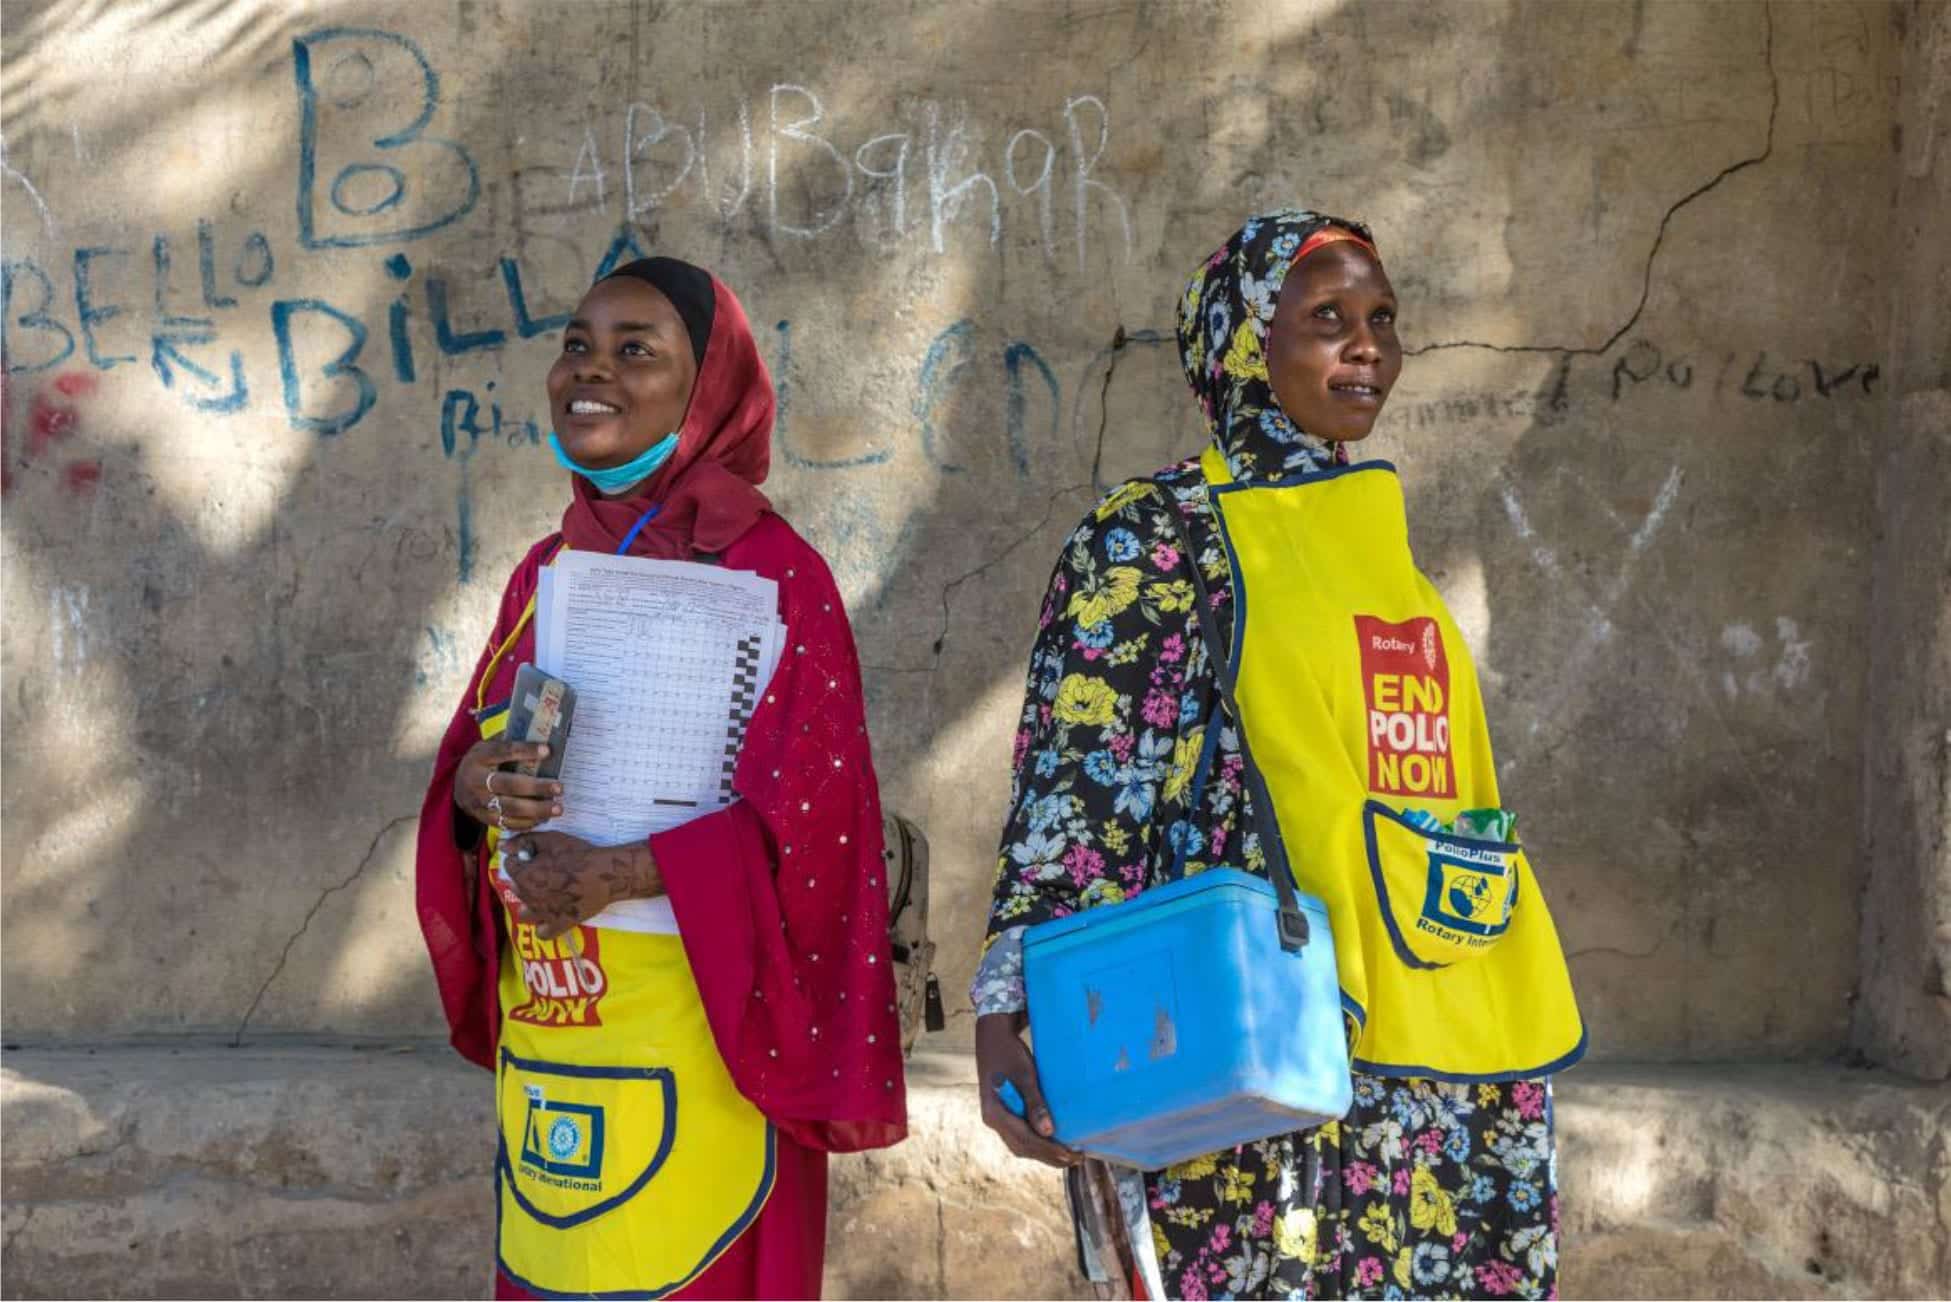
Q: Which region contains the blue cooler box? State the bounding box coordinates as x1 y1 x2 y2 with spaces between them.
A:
1022 868 1352 1170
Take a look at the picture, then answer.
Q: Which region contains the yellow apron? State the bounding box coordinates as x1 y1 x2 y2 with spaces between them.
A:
474 607 774 1298
1202 445 1585 1081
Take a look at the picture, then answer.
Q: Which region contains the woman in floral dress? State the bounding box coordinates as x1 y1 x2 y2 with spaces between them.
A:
973 211 1561 1301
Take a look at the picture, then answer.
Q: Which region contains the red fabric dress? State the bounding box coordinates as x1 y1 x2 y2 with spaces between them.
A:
415 267 905 1299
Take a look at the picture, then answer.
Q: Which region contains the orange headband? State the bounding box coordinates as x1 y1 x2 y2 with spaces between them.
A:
1292 227 1377 267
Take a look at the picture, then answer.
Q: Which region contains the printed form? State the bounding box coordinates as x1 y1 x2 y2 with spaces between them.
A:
515 552 785 934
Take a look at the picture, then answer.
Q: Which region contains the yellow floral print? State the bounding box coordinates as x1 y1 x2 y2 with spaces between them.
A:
1357 1201 1399 1254
1167 1152 1220 1181
1221 320 1268 382
1219 1165 1256 1204
1410 1165 1459 1238
1107 637 1147 667
1163 728 1205 803
1053 674 1118 727
1094 480 1154 521
1078 879 1127 908
1147 578 1195 613
1273 1209 1316 1261
1067 565 1143 627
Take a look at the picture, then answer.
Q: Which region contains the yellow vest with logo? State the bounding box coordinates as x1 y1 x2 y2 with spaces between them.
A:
474 587 774 1297
1202 446 1585 1081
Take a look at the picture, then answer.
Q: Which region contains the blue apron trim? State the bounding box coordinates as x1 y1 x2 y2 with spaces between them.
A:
495 1127 777 1300
1362 800 1522 972
1352 1023 1588 1085
1207 459 1400 495
497 1051 678 1231
493 1057 778 1299
1205 492 1249 696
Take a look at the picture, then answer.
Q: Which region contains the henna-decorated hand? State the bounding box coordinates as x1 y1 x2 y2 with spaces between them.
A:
452 739 561 834
500 832 663 940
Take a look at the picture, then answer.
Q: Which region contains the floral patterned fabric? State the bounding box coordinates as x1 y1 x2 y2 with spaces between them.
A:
978 211 1559 1299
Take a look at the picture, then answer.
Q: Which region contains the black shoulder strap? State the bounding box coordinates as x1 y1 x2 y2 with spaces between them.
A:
1156 483 1312 953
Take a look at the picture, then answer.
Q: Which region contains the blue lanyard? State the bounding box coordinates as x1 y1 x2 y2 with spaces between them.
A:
614 504 662 555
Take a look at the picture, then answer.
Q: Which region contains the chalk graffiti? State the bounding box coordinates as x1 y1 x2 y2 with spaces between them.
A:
1373 338 1882 436
48 583 92 675
1719 616 1812 698
554 88 1135 263
6 17 1127 450
294 27 479 249
771 319 887 470
1609 338 1879 404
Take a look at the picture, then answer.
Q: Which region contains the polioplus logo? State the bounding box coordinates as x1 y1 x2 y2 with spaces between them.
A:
1355 615 1454 800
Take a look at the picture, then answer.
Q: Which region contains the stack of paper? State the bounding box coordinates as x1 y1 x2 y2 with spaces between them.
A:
520 552 786 933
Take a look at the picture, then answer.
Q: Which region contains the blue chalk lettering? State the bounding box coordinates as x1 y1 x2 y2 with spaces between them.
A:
0 259 76 374
152 235 207 328
388 297 415 383
425 277 506 356
272 298 374 435
915 319 976 473
151 327 249 413
330 162 407 216
74 247 136 369
772 319 889 469
197 220 238 309
500 257 571 338
1003 341 1058 477
440 387 487 582
235 233 275 288
384 253 412 280
592 226 649 280
293 28 480 249
439 387 484 459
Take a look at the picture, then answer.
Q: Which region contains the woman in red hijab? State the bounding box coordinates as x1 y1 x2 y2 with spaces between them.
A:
415 257 907 1300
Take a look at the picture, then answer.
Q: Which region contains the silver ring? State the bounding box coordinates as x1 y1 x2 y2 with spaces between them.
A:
486 794 503 816
485 770 499 796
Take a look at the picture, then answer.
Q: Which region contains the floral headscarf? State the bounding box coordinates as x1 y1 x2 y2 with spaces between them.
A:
1175 208 1380 482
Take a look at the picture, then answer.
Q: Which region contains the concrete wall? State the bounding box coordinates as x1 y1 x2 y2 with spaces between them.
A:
7 1048 1950 1299
0 0 1926 1068
1852 0 1951 1080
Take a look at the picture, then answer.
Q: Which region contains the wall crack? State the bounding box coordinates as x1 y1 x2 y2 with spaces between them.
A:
231 813 416 1046
1091 324 1130 492
3 1205 37 1262
931 482 1088 660
1409 2 1778 359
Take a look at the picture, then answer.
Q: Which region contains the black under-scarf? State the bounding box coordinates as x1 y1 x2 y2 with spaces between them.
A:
600 256 716 368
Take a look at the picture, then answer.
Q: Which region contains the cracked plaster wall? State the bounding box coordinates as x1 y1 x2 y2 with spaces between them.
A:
0 1 1928 1067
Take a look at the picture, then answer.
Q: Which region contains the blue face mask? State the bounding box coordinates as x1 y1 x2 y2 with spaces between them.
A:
548 430 679 494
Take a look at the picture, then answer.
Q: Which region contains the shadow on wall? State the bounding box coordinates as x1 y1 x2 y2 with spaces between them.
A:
0 0 1897 1064
1 0 1255 1041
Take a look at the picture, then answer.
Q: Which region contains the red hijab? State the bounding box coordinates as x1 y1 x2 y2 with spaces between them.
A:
560 266 774 558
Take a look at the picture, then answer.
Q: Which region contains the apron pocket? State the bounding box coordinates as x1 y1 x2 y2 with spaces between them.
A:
1361 800 1521 969
495 1042 775 1298
497 1049 677 1230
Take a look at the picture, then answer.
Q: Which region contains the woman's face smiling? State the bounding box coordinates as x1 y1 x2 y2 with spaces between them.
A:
547 277 698 488
1265 240 1402 443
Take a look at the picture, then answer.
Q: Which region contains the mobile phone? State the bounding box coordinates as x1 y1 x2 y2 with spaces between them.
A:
502 663 574 780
